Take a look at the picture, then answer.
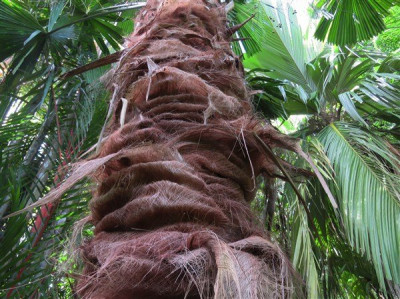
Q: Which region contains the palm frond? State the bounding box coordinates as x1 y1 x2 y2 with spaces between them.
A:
314 50 400 125
236 0 318 91
246 69 318 119
0 0 44 61
0 48 108 296
314 0 398 45
291 199 321 298
318 122 400 293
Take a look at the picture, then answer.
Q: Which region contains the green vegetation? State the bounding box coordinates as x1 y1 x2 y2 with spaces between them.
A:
376 6 400 52
0 0 399 297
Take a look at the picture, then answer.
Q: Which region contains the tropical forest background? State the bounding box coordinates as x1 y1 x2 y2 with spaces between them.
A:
0 0 399 297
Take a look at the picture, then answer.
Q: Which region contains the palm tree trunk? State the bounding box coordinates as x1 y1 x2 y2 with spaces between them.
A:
77 0 300 298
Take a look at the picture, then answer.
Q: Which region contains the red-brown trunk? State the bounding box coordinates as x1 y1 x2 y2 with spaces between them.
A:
77 1 299 298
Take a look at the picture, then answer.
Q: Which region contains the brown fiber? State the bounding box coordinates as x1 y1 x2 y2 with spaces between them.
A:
76 0 302 298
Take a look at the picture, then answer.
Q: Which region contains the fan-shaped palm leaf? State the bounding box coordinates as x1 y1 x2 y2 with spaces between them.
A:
314 0 399 45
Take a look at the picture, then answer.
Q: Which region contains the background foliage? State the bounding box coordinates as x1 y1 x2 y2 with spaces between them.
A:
0 0 399 297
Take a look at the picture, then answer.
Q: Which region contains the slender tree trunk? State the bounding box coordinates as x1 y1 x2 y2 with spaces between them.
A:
262 177 277 231
77 0 300 298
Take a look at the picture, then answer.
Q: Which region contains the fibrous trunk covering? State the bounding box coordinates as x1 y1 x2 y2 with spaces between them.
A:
77 0 300 298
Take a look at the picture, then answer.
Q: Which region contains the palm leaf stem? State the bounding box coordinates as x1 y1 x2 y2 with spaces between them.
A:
254 132 321 242
60 50 122 79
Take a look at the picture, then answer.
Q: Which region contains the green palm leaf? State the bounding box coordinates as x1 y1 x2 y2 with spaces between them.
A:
291 200 321 298
318 122 400 293
314 0 399 45
237 0 318 92
0 0 44 61
0 77 108 297
246 69 319 119
316 51 400 125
